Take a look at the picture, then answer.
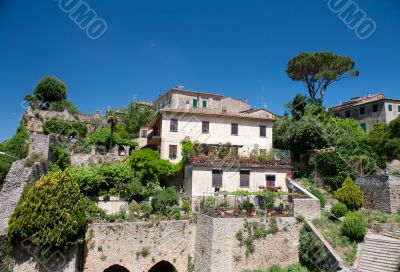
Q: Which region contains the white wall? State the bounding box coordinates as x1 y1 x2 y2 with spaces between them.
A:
160 112 274 163
385 101 400 123
185 165 289 197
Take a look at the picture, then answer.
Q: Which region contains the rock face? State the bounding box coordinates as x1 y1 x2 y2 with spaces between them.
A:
355 175 400 214
0 160 48 234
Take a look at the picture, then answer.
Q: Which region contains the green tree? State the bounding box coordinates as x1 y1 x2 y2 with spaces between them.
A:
336 176 363 211
34 76 67 103
106 109 119 150
341 211 367 241
286 52 359 102
121 102 156 137
8 170 87 252
288 93 307 121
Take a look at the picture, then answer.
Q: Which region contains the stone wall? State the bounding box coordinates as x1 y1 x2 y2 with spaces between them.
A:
290 180 321 220
355 175 400 214
24 107 106 134
28 134 54 160
0 160 48 234
70 153 124 168
194 215 301 272
82 220 195 272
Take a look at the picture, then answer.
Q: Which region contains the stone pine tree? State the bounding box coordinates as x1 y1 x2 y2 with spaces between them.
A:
286 52 359 103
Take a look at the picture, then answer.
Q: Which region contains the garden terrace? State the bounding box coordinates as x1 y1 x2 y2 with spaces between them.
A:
198 191 294 218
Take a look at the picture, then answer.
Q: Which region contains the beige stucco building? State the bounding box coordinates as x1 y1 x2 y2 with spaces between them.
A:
138 87 291 199
329 93 400 131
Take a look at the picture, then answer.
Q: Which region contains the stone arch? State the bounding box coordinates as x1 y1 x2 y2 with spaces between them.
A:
148 260 177 272
104 264 130 272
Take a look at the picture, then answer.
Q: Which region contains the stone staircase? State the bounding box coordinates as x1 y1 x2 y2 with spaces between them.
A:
357 233 400 272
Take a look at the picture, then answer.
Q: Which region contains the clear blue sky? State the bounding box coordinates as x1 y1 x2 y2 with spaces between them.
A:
1 0 399 141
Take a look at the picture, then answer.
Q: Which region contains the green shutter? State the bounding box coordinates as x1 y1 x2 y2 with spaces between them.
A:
388 104 393 111
398 105 400 112
202 100 207 108
193 99 198 108
360 123 366 131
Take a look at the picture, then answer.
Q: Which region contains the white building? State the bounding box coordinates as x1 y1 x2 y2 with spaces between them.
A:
140 87 292 201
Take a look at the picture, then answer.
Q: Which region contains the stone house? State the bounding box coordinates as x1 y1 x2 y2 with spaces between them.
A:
139 87 291 201
328 93 400 131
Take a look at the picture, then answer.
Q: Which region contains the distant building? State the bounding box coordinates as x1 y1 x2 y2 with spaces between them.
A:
138 87 291 202
329 93 400 131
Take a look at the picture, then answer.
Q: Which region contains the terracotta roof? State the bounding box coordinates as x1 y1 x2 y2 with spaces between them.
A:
329 93 400 111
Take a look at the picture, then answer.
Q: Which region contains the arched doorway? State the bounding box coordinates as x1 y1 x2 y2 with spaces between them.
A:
148 261 177 272
104 264 130 272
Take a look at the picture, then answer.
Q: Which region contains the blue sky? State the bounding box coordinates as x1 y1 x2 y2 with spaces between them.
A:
0 0 399 141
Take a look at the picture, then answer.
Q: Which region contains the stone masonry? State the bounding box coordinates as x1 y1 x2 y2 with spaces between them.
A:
355 175 400 214
0 159 48 234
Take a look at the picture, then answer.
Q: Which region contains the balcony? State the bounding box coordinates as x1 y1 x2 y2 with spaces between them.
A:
147 130 161 146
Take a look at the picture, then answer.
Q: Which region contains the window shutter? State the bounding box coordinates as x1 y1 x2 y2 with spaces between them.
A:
202 100 207 108
169 145 177 158
388 104 393 111
231 123 238 135
193 99 198 108
266 175 276 188
240 170 250 187
260 125 266 137
212 170 223 187
170 119 178 131
202 121 209 133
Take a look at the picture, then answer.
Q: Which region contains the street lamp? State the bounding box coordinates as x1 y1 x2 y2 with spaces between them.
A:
0 151 20 160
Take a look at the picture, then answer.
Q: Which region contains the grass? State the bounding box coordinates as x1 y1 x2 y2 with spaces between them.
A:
359 209 400 227
312 211 358 266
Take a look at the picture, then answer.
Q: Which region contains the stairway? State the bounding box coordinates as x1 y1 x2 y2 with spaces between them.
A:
357 234 400 272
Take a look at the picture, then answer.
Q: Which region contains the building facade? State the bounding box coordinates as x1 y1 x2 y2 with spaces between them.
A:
329 93 400 131
138 87 291 200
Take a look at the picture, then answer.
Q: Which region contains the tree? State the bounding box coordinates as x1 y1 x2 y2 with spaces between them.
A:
121 102 156 137
8 170 87 252
288 93 307 121
336 176 363 211
286 52 359 102
34 76 67 103
106 109 119 150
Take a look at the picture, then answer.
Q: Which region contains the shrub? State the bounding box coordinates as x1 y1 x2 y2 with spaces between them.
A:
43 119 87 138
34 76 67 103
299 224 330 271
331 202 348 218
8 171 86 252
69 167 106 196
139 201 153 218
151 187 179 214
310 187 326 208
336 176 363 211
341 211 367 241
243 198 255 212
204 196 215 210
166 205 181 220
50 144 70 170
129 200 140 219
49 100 80 114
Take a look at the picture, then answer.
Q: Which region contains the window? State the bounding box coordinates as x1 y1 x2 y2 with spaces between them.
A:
260 125 266 137
169 145 177 159
398 105 400 112
202 121 209 133
360 107 365 115
202 100 208 108
360 123 367 131
212 170 223 188
388 104 393 111
345 110 351 118
140 130 147 138
240 170 250 187
170 119 178 132
231 123 238 135
266 175 276 188
193 99 198 108
372 104 378 112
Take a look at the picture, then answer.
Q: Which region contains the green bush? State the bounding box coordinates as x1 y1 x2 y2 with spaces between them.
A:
50 144 70 170
139 201 153 218
204 196 215 209
331 202 348 218
8 171 86 252
336 176 363 211
151 187 179 214
69 167 106 196
243 198 255 212
86 126 135 147
341 211 367 241
310 188 326 208
43 119 87 138
299 224 330 271
49 100 80 114
166 205 181 220
34 76 67 103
